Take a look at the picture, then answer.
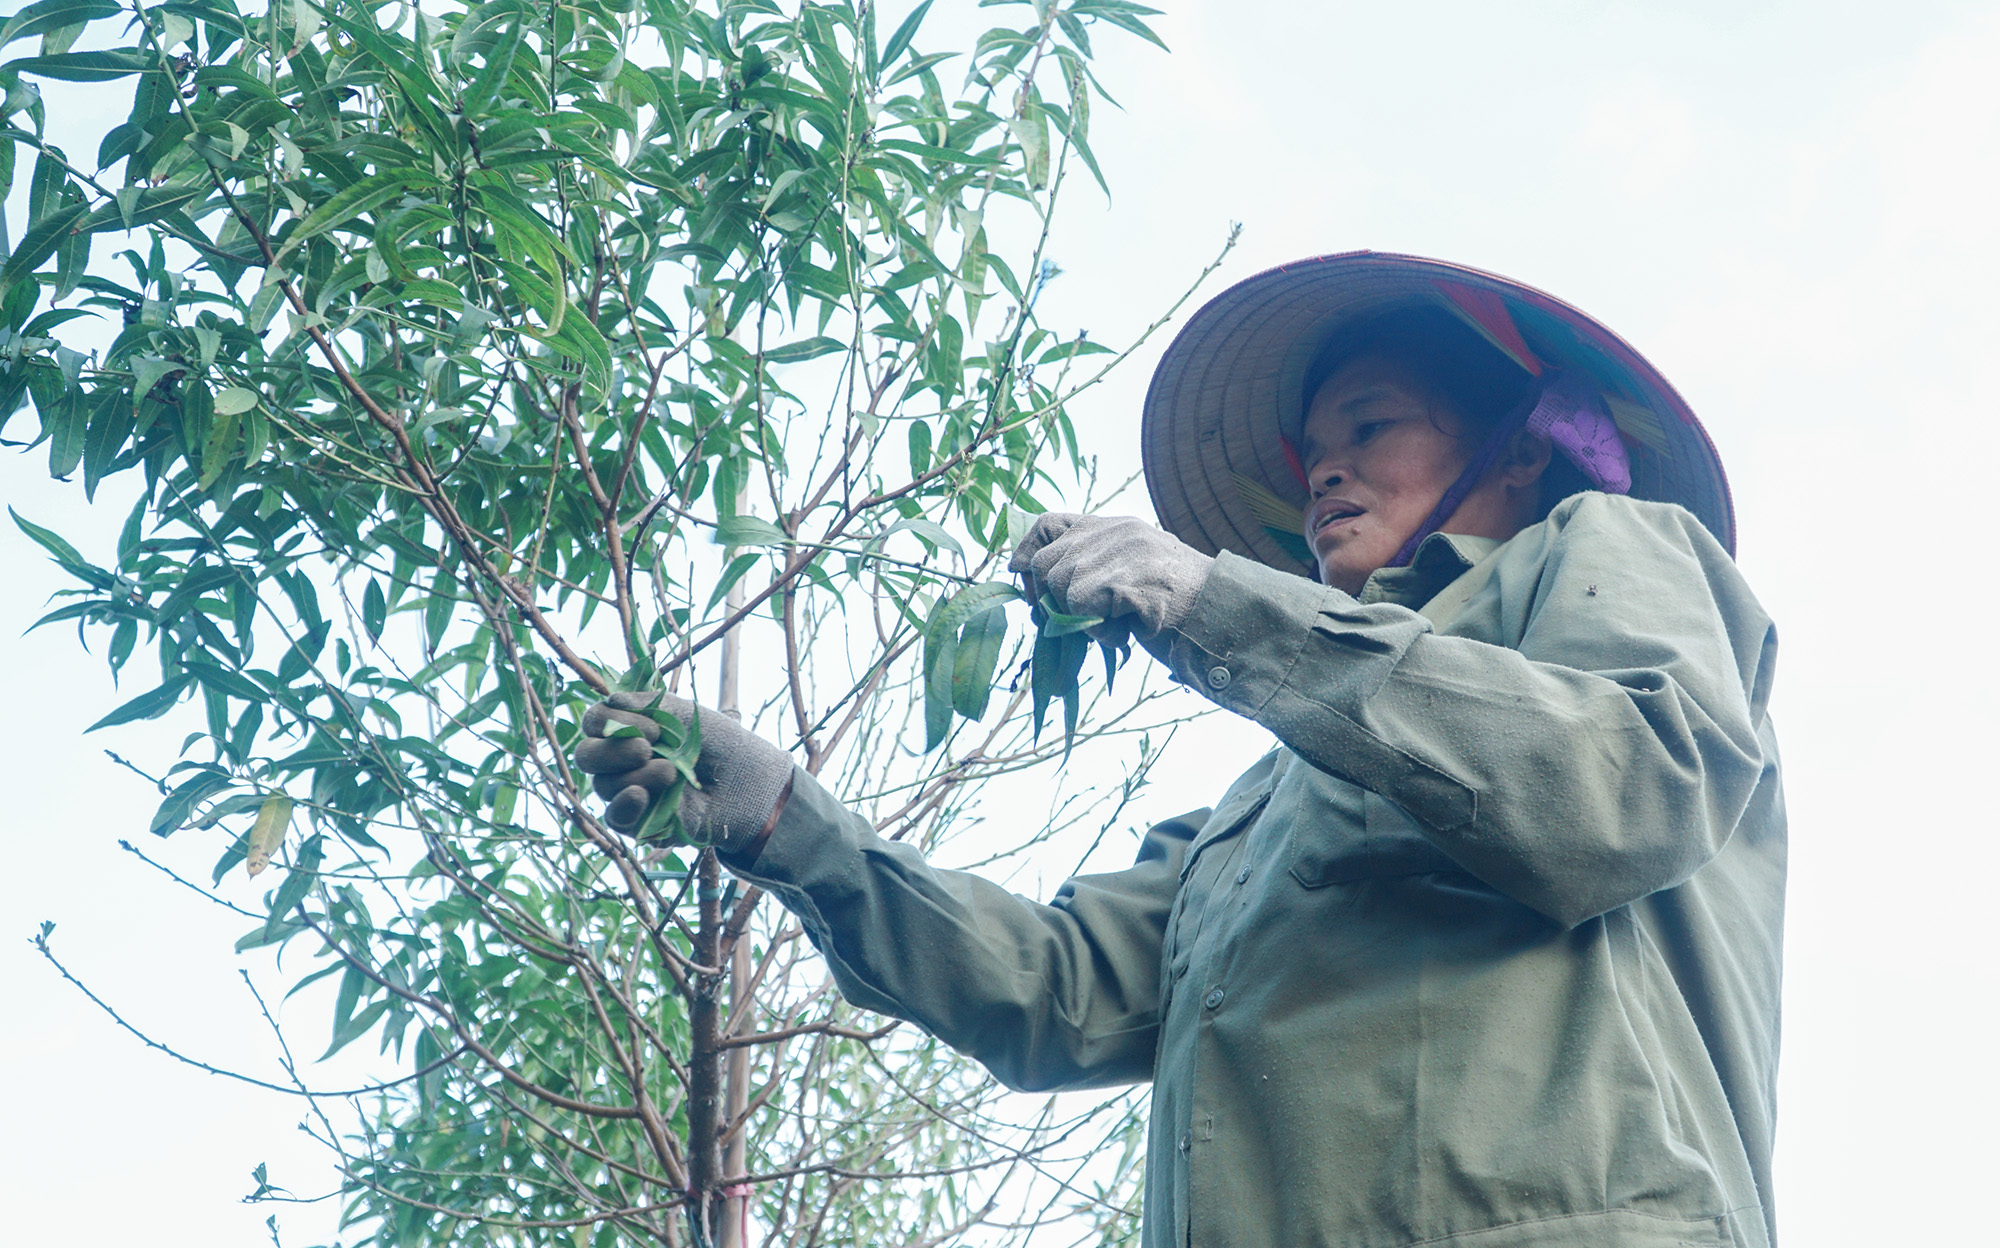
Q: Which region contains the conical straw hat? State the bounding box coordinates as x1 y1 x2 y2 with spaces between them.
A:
1140 251 1735 578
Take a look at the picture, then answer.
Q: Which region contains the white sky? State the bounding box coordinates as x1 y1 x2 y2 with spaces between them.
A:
4 1 1996 1243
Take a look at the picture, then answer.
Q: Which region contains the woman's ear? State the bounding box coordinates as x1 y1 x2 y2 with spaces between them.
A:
1500 430 1554 489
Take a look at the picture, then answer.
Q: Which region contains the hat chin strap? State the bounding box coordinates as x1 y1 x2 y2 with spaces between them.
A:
1385 371 1633 569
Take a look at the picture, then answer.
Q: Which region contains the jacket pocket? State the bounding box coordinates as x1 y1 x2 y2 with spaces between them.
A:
1178 790 1272 883
1289 767 1457 888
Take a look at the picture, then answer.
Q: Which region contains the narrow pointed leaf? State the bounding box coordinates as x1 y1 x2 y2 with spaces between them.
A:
244 796 294 877
951 606 1007 721
87 674 192 732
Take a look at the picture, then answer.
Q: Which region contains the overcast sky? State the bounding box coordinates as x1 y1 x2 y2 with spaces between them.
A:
4 1 1995 1243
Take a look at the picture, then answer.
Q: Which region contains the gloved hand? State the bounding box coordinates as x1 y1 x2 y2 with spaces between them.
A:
574 690 794 852
1007 513 1212 655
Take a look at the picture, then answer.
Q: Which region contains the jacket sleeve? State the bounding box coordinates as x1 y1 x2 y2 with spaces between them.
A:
722 764 1207 1092
1162 494 1777 928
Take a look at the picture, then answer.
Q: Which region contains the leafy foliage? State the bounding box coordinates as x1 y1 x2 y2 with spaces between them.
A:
3 0 1216 1243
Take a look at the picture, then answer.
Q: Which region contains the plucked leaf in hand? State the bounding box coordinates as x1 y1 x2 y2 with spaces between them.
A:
921 581 1023 751
951 605 1008 721
632 776 687 844
1035 592 1103 638
1056 632 1091 756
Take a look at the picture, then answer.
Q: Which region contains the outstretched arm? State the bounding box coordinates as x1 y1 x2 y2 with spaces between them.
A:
575 688 1219 1090
1157 494 1776 927
720 770 1211 1092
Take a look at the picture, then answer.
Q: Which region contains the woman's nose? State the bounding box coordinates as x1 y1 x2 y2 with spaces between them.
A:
1309 459 1345 498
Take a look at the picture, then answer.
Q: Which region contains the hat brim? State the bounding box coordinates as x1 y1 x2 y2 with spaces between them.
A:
1140 251 1736 578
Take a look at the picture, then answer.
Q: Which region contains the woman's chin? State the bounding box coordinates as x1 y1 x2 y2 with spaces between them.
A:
1315 558 1372 595
1313 536 1388 595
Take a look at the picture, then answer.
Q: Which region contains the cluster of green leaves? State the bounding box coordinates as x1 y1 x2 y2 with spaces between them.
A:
3 0 1188 1243
917 564 1120 755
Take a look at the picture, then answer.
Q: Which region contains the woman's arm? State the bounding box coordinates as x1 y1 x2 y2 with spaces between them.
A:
1161 494 1777 928
721 762 1244 1092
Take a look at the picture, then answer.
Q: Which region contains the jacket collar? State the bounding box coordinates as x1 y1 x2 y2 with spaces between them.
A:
1355 532 1502 611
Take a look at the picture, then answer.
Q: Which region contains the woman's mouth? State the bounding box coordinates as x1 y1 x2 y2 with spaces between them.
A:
1310 500 1366 539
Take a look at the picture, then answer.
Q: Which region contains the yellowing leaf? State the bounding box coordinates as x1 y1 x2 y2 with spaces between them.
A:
245 796 294 878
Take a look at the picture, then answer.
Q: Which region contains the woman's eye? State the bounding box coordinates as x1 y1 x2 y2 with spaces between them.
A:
1354 420 1388 444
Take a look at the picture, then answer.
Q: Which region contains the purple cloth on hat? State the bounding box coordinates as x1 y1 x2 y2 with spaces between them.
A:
1525 372 1632 494
1387 371 1632 568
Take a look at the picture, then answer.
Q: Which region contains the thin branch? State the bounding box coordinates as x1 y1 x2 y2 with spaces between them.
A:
31 932 465 1099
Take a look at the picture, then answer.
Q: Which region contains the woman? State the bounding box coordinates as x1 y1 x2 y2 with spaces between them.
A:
577 253 1785 1248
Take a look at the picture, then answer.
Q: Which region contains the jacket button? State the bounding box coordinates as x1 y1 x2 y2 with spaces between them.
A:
1178 1128 1192 1154
1206 665 1231 690
1235 865 1251 884
1204 987 1226 1009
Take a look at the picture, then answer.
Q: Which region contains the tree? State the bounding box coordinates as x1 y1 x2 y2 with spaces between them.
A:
1 0 1227 1242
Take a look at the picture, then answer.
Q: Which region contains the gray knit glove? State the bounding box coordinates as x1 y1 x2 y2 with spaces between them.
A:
1007 513 1212 656
575 691 793 851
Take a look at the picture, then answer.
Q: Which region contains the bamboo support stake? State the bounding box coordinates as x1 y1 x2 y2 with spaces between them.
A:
715 538 754 1248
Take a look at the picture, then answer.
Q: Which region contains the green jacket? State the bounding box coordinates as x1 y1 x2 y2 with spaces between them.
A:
733 493 1785 1248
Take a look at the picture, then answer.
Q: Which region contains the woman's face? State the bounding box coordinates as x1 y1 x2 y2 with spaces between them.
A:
1300 354 1542 594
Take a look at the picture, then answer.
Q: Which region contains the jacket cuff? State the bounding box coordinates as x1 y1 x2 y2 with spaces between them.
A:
1161 551 1477 834
1162 550 1338 715
717 764 853 887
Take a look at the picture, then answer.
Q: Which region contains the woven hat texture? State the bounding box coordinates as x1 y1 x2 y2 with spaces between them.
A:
1139 251 1735 578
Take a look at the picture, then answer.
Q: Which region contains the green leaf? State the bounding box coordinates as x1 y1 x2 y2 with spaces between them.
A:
879 0 933 69
883 48 957 87
424 576 455 649
950 605 1007 721
873 138 1001 168
462 14 526 117
44 388 86 478
260 833 325 941
1030 617 1061 740
361 578 387 642
147 766 232 836
631 775 687 844
286 170 431 248
198 385 241 490
1036 596 1104 638
1074 0 1171 50
921 581 1022 752
761 335 846 365
1099 636 1129 694
614 649 656 694
80 390 133 502
869 515 963 561
0 0 121 51
1 48 147 81
0 197 87 301
213 387 259 416
234 920 306 952
961 228 987 331
79 185 200 234
9 505 109 586
87 674 191 733
924 623 959 752
703 551 763 615
321 997 390 1061
1057 631 1090 754
712 514 790 548
128 355 183 399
